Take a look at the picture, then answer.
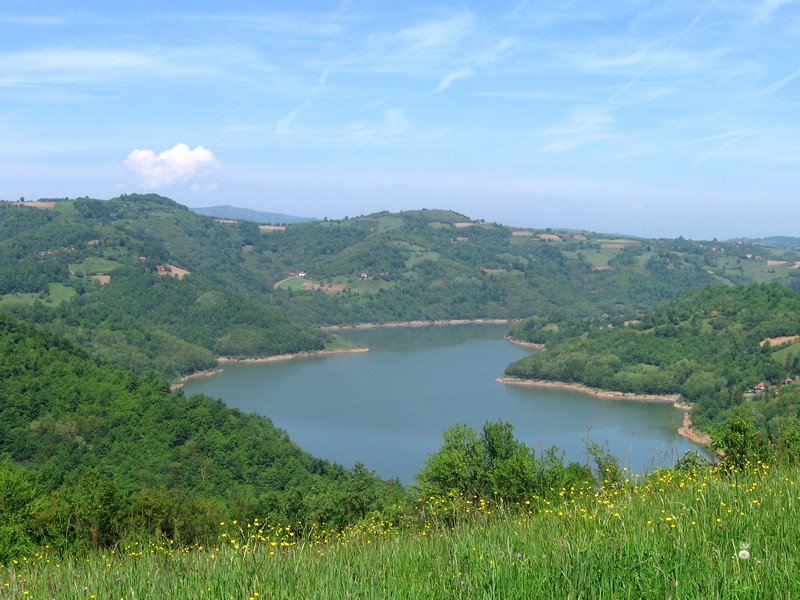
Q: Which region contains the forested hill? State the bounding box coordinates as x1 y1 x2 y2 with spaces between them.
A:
505 283 800 430
4 195 800 378
0 313 405 552
252 210 800 326
0 195 328 379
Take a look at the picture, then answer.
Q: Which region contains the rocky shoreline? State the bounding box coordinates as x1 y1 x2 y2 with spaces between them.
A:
217 347 369 363
171 348 369 389
504 335 545 350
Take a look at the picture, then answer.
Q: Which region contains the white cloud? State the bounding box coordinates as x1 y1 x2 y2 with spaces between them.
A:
124 144 220 190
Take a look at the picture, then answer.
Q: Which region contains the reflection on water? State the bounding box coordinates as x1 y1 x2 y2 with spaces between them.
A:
183 324 707 483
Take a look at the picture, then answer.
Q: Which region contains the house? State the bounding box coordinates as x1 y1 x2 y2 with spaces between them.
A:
753 382 769 393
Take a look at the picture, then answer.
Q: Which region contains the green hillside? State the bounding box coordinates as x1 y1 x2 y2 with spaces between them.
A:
4 194 800 381
7 460 800 598
506 283 800 431
0 313 404 555
0 195 329 379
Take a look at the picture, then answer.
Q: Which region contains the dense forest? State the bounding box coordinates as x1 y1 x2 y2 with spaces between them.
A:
0 314 405 556
506 283 800 433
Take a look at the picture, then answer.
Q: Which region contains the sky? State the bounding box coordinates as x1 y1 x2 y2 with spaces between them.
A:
1 0 799 239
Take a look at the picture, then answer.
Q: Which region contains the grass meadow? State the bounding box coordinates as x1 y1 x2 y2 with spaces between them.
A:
0 283 77 309
3 461 800 599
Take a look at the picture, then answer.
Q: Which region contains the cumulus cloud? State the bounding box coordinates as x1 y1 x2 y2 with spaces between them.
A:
124 143 220 190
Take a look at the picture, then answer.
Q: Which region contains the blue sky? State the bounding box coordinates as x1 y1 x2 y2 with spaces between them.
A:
1 1 799 239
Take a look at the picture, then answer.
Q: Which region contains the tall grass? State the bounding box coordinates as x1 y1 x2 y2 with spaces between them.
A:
4 462 800 599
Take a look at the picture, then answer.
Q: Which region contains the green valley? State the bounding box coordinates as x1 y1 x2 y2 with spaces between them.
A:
6 195 800 596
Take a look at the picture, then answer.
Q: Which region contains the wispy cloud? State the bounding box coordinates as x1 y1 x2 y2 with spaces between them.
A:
432 37 513 93
676 130 748 147
751 0 799 24
0 46 266 88
349 108 411 140
161 11 349 36
0 48 164 84
434 67 474 92
765 67 800 94
276 103 308 136
383 108 410 135
343 12 477 74
690 135 744 165
0 15 67 25
538 107 616 152
397 13 475 56
611 0 719 99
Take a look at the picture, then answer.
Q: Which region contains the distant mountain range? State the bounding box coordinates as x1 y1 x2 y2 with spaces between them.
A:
728 236 800 249
190 205 317 223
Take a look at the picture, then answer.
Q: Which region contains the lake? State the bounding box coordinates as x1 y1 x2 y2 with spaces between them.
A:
182 323 706 483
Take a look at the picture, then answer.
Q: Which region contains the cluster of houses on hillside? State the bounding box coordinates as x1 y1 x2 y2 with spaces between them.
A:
751 378 800 394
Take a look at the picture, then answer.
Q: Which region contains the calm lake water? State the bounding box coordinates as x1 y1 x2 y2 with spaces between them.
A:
182 324 706 483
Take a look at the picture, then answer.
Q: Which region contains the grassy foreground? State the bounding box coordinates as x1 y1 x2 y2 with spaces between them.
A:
3 462 800 599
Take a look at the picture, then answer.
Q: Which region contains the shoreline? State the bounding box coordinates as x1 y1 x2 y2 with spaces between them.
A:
504 335 546 350
171 368 224 389
498 376 712 446
217 347 369 363
171 348 369 389
322 318 514 330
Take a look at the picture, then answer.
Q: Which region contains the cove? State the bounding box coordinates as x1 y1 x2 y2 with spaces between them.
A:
182 324 706 484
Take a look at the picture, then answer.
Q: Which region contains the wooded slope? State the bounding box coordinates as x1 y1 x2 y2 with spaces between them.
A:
506 283 800 429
